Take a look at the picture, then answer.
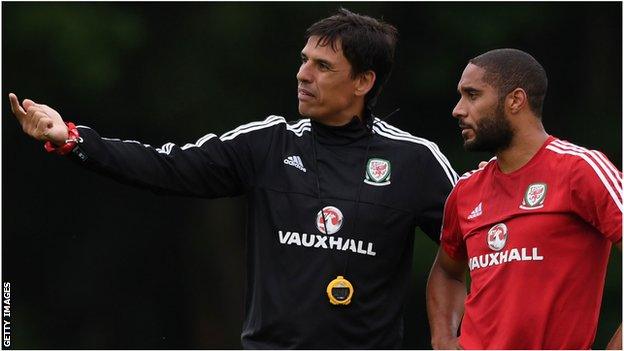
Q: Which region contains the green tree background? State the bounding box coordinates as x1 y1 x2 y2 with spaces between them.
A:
3 2 621 349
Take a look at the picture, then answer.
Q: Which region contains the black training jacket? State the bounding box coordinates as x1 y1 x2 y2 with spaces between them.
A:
69 114 457 349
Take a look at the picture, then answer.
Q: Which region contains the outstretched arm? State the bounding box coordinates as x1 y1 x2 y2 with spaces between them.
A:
426 248 467 350
7 93 269 198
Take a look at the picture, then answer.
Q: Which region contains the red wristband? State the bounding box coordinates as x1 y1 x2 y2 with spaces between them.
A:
44 122 81 155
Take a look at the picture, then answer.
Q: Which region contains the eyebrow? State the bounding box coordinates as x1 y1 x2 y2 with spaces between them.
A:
301 52 334 69
458 85 480 95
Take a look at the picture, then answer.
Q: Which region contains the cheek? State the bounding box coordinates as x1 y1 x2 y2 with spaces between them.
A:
470 104 491 125
323 81 354 104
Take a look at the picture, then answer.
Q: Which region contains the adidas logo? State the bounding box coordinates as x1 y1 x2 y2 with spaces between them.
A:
467 202 482 219
284 155 306 172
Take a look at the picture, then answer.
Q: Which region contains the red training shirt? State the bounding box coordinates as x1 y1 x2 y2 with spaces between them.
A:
441 136 622 349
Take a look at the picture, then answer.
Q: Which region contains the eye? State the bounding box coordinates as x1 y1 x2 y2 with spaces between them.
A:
468 91 479 100
318 62 330 71
301 56 308 64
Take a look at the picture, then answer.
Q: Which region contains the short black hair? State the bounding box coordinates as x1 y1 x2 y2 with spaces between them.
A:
470 48 548 117
305 8 398 109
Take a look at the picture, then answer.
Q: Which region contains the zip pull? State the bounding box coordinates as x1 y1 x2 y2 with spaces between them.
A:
368 107 400 133
380 107 401 122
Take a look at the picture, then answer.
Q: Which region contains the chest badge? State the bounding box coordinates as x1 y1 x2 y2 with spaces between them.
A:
487 223 508 251
364 158 391 186
520 183 547 210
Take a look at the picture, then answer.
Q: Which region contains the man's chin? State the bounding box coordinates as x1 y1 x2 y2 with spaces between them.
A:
463 139 484 152
298 106 323 121
462 136 475 150
464 139 498 153
298 104 312 118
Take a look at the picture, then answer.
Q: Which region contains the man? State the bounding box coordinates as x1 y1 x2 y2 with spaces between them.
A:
426 48 622 349
10 9 457 348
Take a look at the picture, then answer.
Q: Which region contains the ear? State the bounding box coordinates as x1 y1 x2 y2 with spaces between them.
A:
507 88 528 114
354 70 376 97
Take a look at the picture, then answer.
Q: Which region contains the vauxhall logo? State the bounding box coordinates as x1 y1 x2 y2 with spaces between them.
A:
468 222 544 271
277 205 377 256
487 223 508 251
316 206 343 234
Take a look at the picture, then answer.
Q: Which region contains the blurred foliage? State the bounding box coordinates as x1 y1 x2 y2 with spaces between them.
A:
2 2 621 349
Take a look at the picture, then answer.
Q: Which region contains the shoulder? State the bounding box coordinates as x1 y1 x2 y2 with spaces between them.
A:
545 137 621 191
372 119 458 184
219 115 311 141
543 137 616 170
372 118 441 152
453 157 497 190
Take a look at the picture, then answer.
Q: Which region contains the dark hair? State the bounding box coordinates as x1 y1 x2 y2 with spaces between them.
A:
305 8 398 109
470 48 548 117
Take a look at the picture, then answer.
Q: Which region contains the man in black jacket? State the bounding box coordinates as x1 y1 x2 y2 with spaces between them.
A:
9 9 457 349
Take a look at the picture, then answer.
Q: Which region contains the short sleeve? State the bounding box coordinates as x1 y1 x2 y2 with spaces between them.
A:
569 151 623 243
440 185 468 260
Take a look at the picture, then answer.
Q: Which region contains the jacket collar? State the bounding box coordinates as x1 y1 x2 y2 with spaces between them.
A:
310 112 373 146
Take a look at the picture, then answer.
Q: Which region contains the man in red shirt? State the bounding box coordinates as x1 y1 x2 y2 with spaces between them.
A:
426 48 622 349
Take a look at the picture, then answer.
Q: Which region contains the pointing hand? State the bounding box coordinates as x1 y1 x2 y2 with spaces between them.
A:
9 93 69 146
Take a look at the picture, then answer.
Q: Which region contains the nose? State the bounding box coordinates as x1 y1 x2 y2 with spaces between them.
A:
452 98 466 119
297 61 313 83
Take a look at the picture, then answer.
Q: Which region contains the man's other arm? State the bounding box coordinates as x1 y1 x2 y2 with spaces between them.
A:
426 248 467 350
567 150 622 349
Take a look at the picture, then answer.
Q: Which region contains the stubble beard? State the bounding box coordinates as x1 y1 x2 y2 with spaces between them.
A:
464 100 514 153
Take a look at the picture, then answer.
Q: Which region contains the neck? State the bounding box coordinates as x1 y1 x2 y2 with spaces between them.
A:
495 122 549 174
314 101 366 127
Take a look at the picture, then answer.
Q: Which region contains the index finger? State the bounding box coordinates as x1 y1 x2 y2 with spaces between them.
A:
8 93 27 119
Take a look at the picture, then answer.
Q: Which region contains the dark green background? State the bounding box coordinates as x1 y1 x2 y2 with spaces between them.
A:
3 2 621 349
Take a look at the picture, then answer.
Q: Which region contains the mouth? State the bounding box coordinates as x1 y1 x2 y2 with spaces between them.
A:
459 122 474 139
298 87 315 100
